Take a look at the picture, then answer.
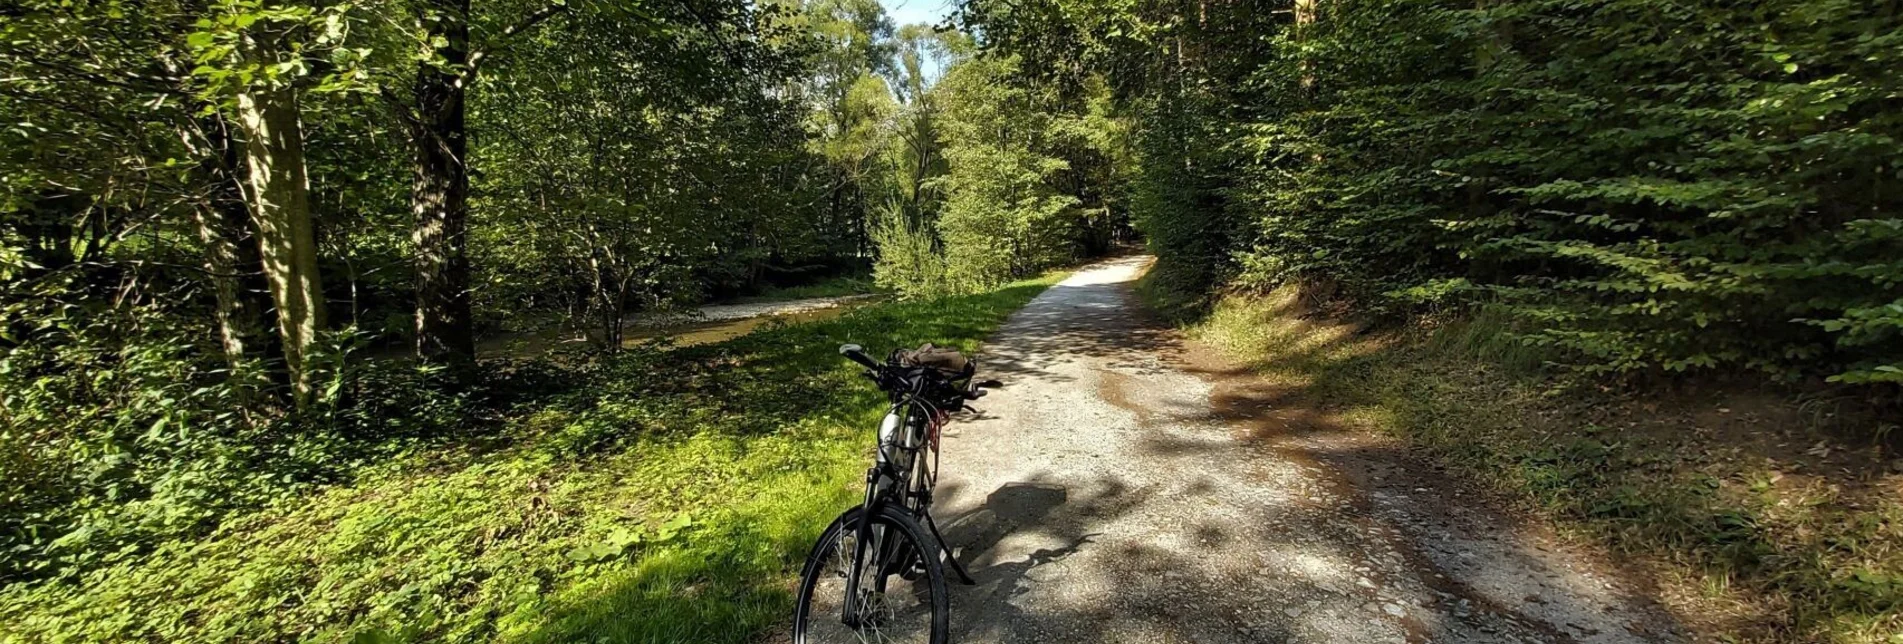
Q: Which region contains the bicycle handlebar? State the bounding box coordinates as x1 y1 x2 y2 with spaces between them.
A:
839 344 881 370
843 344 1006 403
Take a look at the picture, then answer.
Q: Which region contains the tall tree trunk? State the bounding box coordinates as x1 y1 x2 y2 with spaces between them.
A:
184 115 266 370
410 0 476 369
1295 0 1319 93
235 80 325 406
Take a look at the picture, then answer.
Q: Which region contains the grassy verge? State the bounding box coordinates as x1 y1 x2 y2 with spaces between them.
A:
0 273 1062 643
1151 280 1903 643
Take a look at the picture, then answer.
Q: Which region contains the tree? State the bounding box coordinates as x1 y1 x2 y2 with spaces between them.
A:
404 0 569 368
887 24 964 229
179 113 269 373
961 0 1903 385
195 3 332 404
472 0 818 348
933 54 1079 288
801 0 896 257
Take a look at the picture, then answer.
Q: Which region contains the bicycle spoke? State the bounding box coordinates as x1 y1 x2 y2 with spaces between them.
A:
800 522 936 644
802 346 960 644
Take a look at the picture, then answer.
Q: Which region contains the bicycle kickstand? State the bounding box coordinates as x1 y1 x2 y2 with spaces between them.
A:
923 511 976 585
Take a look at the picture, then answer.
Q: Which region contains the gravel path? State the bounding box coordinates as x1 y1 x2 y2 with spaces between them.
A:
932 256 1684 644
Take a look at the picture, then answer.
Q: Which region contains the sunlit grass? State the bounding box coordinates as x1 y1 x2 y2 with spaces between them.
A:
0 273 1064 644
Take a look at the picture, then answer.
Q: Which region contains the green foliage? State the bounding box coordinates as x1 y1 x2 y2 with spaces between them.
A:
870 48 1132 296
472 1 817 342
967 0 1903 388
0 274 1059 643
933 55 1082 290
0 268 483 582
0 0 864 586
1128 90 1246 301
855 27 1126 297
870 201 951 294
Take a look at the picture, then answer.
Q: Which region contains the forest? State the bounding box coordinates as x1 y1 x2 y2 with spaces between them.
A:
2 0 1123 584
966 0 1903 386
3 0 1900 641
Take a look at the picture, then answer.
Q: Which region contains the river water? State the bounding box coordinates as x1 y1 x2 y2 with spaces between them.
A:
478 294 880 358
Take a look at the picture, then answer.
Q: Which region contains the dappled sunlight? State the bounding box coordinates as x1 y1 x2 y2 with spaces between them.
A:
0 272 1061 643
1171 282 1903 640
912 257 1686 643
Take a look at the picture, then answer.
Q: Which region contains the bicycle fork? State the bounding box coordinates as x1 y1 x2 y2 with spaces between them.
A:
841 466 883 628
843 409 911 626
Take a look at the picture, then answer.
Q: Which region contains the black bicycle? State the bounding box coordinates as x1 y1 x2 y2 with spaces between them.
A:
792 343 997 644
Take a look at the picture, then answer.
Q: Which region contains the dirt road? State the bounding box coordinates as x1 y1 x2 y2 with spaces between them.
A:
932 256 1684 644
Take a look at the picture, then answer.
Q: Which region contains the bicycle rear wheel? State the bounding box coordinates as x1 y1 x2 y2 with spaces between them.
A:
794 504 948 644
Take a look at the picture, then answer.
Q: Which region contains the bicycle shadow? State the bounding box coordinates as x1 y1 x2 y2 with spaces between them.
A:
936 480 1075 573
930 474 1297 642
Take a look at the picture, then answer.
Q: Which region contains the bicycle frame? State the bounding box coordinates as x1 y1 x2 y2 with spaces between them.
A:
842 396 940 626
827 343 983 629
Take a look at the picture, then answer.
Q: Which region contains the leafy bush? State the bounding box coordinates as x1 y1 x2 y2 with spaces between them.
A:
871 201 952 294
968 0 1903 388
872 52 1119 297
932 54 1083 290
0 274 480 582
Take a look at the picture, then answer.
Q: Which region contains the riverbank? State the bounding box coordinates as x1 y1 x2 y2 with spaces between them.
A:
477 293 887 358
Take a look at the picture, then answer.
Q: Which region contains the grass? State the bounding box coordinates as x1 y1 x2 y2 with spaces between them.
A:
1152 279 1903 644
0 273 1062 643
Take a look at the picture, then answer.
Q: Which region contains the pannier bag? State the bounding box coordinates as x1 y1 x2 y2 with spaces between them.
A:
899 343 973 379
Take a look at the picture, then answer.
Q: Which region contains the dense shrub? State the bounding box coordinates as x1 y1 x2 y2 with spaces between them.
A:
968 0 1903 386
933 55 1084 290
871 202 952 293
0 271 481 582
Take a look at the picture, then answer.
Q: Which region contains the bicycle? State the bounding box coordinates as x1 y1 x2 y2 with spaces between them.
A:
792 343 998 644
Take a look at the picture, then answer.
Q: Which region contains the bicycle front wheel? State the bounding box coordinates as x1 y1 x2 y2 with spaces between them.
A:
793 504 949 644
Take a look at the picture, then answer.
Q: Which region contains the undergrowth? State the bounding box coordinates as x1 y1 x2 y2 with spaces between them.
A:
0 273 1062 643
1158 278 1903 643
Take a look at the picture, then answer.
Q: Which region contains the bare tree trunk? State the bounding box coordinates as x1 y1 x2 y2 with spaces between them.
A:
177 114 269 374
235 78 325 405
192 157 262 366
411 0 477 370
1295 0 1319 93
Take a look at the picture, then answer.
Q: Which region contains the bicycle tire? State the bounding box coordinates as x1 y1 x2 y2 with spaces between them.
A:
793 504 949 644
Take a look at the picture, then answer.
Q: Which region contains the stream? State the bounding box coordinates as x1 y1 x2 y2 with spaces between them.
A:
477 294 881 358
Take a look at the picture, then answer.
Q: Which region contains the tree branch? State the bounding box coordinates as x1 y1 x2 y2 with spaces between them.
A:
674 0 742 66
466 2 573 78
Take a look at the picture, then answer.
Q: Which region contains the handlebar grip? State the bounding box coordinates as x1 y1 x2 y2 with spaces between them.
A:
965 378 1002 400
839 344 880 370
